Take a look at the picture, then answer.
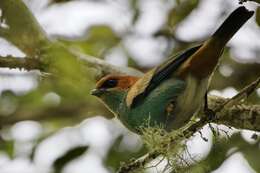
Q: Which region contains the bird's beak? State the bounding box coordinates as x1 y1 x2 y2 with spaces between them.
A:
90 89 104 97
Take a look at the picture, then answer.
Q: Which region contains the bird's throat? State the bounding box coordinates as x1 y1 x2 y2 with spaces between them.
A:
100 90 126 116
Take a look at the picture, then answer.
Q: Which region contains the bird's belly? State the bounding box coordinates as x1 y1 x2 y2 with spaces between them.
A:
167 76 208 130
118 98 169 133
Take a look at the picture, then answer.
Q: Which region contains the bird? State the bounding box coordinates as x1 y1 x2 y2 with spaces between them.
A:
91 6 254 133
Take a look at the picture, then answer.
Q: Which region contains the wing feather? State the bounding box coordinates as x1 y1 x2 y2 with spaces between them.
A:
126 45 201 107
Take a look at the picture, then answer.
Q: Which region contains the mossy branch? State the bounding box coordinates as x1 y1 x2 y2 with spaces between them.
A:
209 77 260 131
0 0 49 57
0 0 142 79
0 1 259 172
118 77 260 173
69 48 143 79
0 55 41 70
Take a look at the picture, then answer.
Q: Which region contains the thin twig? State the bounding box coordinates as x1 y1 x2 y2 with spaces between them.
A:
69 48 144 79
214 77 260 112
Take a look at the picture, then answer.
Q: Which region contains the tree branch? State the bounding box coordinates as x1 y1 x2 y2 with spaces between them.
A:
0 1 259 172
0 102 108 127
69 48 144 79
0 0 143 78
0 55 41 70
119 98 260 173
0 0 50 57
0 49 143 80
210 77 260 130
118 77 260 173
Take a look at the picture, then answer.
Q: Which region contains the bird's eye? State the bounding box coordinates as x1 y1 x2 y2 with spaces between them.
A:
102 79 118 88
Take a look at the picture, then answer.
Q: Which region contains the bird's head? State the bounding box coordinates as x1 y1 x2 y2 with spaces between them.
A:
91 75 139 113
91 75 139 96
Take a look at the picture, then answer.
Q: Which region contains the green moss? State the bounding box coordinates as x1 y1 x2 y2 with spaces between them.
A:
139 124 190 172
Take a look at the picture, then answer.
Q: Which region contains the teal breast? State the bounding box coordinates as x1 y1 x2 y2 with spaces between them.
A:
118 78 186 133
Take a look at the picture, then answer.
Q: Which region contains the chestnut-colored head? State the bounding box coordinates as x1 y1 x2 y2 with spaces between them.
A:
91 75 139 97
91 75 139 114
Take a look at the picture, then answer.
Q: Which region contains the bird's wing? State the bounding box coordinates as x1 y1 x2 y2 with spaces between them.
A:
126 45 201 107
126 6 254 108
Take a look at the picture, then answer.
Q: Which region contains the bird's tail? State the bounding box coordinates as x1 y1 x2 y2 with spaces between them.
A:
211 6 254 46
177 6 254 79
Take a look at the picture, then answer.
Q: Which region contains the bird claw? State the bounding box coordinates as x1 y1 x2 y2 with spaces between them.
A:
204 108 216 121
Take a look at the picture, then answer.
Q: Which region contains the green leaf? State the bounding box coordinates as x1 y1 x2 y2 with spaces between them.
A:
0 138 15 159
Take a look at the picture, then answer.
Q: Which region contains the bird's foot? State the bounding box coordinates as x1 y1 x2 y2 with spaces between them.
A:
204 107 216 121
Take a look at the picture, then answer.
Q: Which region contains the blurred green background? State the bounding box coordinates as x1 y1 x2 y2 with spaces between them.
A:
0 0 259 173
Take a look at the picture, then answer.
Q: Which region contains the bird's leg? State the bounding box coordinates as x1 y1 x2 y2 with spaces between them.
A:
203 91 218 136
203 91 216 121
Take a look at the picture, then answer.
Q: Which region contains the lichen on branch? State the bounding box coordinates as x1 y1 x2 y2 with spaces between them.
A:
0 1 259 172
118 77 260 173
0 55 40 70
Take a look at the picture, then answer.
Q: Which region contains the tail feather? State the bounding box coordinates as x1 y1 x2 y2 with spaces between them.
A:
212 6 254 46
178 6 254 79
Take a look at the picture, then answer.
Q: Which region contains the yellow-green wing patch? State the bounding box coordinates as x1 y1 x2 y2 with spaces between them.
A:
126 68 156 107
